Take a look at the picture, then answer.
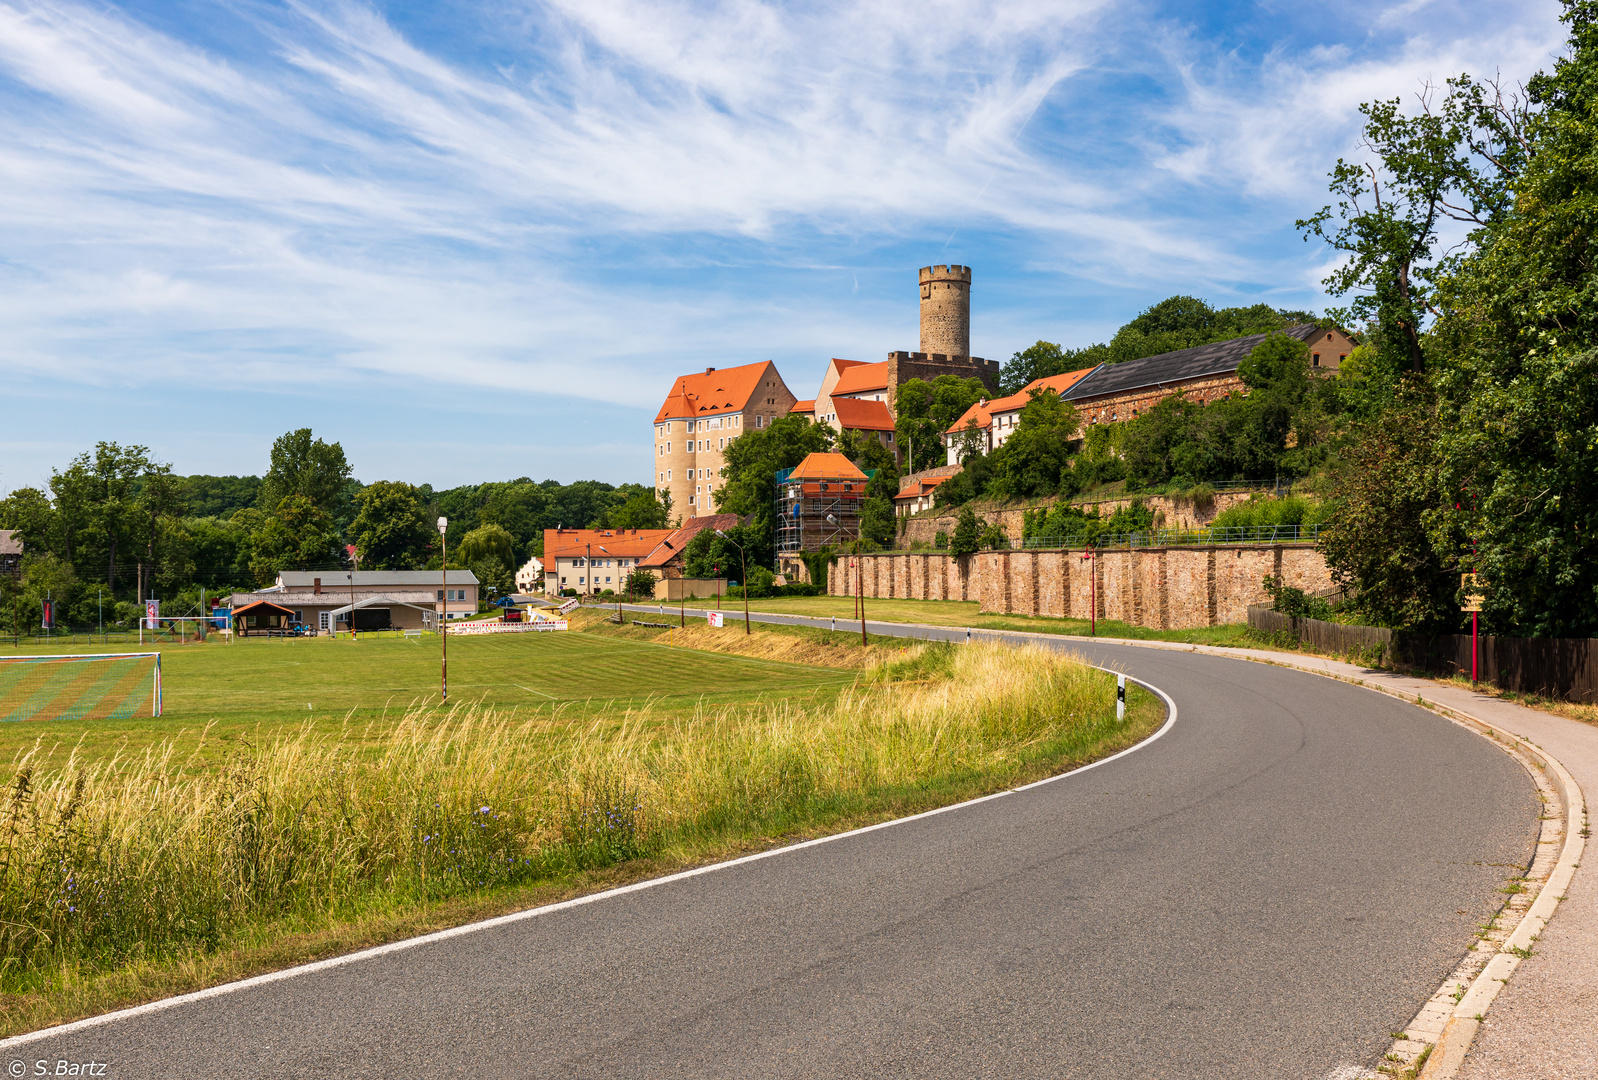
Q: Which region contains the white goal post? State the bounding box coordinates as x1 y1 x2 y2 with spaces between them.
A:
0 652 162 722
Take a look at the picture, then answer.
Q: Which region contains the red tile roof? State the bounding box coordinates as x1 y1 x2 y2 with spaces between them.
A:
832 397 895 431
544 528 675 560
639 513 744 568
944 367 1097 434
655 361 777 422
790 399 816 414
892 475 951 501
786 452 868 481
830 361 890 396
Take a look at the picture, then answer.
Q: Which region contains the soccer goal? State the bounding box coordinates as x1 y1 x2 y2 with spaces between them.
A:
0 653 162 722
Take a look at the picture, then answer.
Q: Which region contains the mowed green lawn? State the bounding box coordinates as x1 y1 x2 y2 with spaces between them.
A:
0 630 856 767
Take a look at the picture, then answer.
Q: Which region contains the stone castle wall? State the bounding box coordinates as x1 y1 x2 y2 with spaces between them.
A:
827 543 1330 629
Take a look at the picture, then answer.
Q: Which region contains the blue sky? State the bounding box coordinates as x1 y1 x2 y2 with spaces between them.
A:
0 0 1564 493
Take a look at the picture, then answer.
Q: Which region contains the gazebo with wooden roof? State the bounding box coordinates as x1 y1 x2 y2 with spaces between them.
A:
231 599 298 637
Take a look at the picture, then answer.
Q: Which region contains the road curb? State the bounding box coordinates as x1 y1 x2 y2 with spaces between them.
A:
631 606 1585 1078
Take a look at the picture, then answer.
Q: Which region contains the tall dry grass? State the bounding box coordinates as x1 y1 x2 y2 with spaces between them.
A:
0 642 1123 991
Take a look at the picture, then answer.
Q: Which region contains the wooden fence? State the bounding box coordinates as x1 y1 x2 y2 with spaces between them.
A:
1247 607 1392 656
1247 606 1598 703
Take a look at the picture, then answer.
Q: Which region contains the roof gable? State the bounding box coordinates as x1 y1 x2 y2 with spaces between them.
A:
831 361 891 396
832 397 894 431
787 452 868 481
655 361 776 422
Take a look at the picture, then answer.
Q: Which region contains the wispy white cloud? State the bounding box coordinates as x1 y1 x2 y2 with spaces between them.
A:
0 0 1575 484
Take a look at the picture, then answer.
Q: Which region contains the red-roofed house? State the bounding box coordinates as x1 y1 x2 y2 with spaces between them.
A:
654 361 797 518
637 513 745 582
943 367 1099 464
543 528 675 596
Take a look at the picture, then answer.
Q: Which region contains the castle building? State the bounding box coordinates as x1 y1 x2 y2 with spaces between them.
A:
940 323 1358 463
792 266 1002 463
654 361 797 517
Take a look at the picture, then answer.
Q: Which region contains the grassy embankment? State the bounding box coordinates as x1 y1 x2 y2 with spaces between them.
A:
647 593 1256 646
0 613 1162 1034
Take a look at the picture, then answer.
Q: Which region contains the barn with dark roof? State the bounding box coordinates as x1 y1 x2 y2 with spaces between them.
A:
1061 323 1356 425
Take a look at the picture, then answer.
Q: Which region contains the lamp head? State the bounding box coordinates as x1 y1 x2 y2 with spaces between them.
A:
825 514 837 525
436 517 447 535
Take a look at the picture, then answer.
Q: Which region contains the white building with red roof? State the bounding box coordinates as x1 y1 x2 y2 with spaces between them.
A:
942 367 1099 464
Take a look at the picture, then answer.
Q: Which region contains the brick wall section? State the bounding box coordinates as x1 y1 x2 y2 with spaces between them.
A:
1070 372 1244 426
828 544 1330 629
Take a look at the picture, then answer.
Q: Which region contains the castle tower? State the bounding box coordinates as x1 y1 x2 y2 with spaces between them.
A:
919 264 971 358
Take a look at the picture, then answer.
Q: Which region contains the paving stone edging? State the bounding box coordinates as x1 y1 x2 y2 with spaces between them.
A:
618 604 1589 1075
973 632 1587 1080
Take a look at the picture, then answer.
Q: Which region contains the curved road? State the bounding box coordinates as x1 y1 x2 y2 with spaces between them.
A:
4 618 1538 1079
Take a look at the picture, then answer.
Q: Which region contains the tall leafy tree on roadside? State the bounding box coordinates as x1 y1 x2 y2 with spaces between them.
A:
1306 0 1598 635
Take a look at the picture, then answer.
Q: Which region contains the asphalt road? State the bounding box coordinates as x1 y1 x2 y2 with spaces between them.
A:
6 611 1538 1079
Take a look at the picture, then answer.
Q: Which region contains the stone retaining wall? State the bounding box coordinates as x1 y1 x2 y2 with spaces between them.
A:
828 544 1331 629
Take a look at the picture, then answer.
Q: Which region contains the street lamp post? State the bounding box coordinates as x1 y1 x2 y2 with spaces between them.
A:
438 517 448 702
714 531 751 635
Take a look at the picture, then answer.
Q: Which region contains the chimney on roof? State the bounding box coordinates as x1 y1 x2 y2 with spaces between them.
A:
313 577 321 595
705 367 716 374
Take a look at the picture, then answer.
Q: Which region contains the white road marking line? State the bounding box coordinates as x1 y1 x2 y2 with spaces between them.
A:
0 671 1176 1050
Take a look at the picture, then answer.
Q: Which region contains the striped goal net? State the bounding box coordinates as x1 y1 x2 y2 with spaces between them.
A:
0 653 162 722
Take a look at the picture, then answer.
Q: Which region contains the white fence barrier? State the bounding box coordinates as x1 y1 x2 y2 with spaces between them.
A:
448 619 569 635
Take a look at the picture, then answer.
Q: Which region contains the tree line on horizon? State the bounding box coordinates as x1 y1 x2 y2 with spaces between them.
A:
0 429 672 630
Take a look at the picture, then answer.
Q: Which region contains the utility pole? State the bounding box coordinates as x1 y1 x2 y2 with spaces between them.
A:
438 518 448 702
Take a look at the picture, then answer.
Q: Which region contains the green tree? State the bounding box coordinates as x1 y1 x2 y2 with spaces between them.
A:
715 415 833 567
1317 387 1457 630
247 494 343 585
608 488 672 531
949 507 981 558
624 566 658 598
997 341 1066 395
457 524 516 568
985 389 1082 500
0 488 54 558
1298 74 1527 378
893 375 989 472
258 429 353 516
350 481 433 570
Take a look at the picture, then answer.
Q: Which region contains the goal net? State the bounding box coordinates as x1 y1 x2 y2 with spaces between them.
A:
0 653 162 722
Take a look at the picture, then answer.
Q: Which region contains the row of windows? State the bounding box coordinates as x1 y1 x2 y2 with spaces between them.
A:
656 414 748 437
559 576 614 586
659 435 738 455
565 557 631 568
436 589 468 601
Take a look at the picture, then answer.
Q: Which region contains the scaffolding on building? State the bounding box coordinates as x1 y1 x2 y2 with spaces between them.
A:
774 454 876 559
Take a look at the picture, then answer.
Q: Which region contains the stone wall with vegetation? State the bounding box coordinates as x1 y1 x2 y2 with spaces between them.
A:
829 543 1331 629
896 489 1264 547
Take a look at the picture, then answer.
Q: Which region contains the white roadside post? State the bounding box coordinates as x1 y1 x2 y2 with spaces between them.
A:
1116 674 1126 722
